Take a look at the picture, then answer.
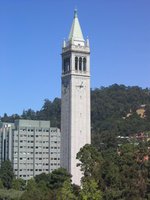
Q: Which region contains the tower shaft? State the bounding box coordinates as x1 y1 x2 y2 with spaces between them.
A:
61 11 91 185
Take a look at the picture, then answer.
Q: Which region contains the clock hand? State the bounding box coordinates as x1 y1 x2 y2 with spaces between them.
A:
76 84 84 88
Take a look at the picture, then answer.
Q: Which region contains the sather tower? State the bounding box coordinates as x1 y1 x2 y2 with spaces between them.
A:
61 10 91 185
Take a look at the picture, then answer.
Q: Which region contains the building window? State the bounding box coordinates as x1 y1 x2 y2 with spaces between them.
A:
83 57 86 71
79 57 82 71
75 57 78 70
63 57 70 73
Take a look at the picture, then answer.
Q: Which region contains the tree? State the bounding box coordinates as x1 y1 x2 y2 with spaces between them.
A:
0 179 4 189
56 180 77 200
48 168 71 189
76 144 103 180
0 160 14 189
21 109 37 120
0 189 23 200
80 179 102 200
20 179 49 200
34 172 50 185
26 178 37 191
12 178 26 191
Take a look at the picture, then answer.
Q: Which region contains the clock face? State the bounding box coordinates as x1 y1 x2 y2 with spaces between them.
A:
76 81 85 89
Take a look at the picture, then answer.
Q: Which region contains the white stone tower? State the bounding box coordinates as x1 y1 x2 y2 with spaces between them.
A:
61 10 91 185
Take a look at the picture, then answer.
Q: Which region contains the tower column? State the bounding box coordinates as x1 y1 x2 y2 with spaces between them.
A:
61 10 91 185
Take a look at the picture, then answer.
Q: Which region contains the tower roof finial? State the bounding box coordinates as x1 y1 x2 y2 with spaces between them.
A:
68 9 84 42
74 9 78 18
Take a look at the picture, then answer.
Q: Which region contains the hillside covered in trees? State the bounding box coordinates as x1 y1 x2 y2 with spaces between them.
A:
1 84 150 149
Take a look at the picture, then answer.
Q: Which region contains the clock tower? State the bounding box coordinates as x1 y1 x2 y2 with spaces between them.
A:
61 10 91 185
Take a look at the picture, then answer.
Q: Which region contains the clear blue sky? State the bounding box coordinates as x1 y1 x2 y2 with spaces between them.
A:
0 0 150 116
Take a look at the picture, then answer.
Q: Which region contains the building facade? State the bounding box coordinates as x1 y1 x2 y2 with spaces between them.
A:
61 10 91 185
0 122 14 166
0 120 60 180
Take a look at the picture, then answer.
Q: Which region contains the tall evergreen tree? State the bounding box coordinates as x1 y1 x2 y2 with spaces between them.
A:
0 160 14 189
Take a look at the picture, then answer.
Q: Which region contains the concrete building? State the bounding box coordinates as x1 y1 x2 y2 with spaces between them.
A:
61 10 91 185
0 120 60 180
0 122 14 166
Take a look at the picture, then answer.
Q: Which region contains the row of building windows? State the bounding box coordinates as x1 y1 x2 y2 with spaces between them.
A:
63 57 87 74
14 134 59 138
18 140 50 143
19 157 59 160
75 57 86 71
14 149 59 157
19 134 50 138
20 129 50 132
18 158 60 161
14 145 53 149
14 140 59 144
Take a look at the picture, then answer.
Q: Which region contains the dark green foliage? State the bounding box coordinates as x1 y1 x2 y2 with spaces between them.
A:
34 172 50 185
80 179 102 200
77 144 103 180
1 145 150 199
72 184 81 198
22 109 37 120
34 168 71 190
1 98 61 128
0 160 14 189
40 98 61 128
77 144 150 200
0 180 3 189
12 178 26 191
56 180 77 200
91 84 150 149
108 144 150 199
20 179 51 200
0 189 23 200
20 178 55 200
21 169 72 200
48 168 71 189
1 113 20 123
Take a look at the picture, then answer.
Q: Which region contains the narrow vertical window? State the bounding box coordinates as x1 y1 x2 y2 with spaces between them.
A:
63 60 66 73
75 57 78 70
79 57 82 71
83 57 86 71
63 57 70 73
67 58 70 72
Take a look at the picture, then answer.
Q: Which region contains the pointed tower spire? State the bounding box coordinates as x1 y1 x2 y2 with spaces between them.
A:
68 10 84 42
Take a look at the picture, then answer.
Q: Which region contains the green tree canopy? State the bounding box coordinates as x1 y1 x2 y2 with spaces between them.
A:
77 144 103 180
0 160 14 189
56 180 77 200
48 168 71 189
80 179 102 200
12 178 26 191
